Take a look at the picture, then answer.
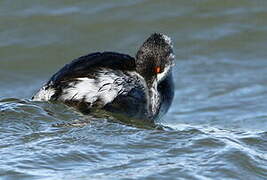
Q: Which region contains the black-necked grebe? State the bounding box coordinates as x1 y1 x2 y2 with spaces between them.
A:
32 33 175 121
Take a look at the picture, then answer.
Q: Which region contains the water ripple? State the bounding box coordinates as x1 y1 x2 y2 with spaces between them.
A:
1 0 267 179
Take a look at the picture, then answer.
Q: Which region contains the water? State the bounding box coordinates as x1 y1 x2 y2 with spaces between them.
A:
0 0 267 179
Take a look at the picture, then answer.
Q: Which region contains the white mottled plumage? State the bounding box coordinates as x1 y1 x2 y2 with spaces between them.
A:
32 85 55 101
149 81 160 115
33 66 171 116
162 34 173 47
33 68 147 108
60 71 124 105
156 55 174 83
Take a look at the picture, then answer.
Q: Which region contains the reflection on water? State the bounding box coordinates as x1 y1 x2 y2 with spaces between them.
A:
0 0 267 179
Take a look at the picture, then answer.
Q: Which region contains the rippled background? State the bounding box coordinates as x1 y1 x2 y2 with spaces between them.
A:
1 1 267 179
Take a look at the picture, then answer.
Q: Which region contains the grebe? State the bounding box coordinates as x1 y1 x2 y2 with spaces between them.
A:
32 33 175 122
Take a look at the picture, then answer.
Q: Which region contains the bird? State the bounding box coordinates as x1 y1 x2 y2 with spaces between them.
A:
32 33 175 122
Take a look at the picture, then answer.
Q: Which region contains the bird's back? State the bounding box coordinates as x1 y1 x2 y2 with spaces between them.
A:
32 52 148 118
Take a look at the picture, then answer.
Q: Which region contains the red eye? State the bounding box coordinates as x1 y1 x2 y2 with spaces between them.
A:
155 66 161 74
